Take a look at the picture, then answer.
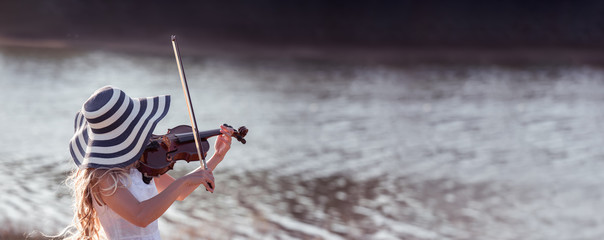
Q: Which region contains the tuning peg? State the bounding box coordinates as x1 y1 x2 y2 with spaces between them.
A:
238 126 248 136
235 126 248 144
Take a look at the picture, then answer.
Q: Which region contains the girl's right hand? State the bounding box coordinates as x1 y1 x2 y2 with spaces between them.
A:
183 168 215 193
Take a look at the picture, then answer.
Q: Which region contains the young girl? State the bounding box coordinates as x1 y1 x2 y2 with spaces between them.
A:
63 85 233 240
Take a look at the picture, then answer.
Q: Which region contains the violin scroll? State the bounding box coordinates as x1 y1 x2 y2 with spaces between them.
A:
223 123 248 144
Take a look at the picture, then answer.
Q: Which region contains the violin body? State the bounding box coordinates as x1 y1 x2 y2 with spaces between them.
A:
136 124 247 182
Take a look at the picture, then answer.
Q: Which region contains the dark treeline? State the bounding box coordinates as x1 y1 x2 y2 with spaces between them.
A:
1 0 604 50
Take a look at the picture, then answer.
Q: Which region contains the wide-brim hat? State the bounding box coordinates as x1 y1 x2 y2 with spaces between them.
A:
69 85 170 169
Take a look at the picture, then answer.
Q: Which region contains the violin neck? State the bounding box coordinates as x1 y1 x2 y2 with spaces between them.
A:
174 129 222 143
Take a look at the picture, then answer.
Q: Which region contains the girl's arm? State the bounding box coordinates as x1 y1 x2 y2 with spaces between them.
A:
207 125 233 170
153 173 178 198
154 125 233 200
98 168 214 228
155 153 226 201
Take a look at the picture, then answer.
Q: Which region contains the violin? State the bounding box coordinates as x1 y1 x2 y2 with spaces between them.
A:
136 124 248 184
134 35 249 187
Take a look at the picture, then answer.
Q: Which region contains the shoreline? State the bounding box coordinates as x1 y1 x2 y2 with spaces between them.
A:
2 35 604 66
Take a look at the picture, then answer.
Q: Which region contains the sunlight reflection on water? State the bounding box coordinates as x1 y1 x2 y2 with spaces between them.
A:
1 47 604 239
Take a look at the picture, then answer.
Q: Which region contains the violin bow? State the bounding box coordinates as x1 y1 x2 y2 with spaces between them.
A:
171 35 211 183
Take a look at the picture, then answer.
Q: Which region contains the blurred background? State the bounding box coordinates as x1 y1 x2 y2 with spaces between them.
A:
1 1 604 239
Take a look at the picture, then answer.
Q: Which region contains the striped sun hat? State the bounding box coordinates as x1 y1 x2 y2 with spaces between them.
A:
69 85 170 169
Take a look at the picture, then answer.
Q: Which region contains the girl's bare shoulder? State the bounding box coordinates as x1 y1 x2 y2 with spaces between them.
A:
94 168 129 192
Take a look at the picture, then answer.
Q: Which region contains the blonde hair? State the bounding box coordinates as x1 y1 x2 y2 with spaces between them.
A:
54 165 133 240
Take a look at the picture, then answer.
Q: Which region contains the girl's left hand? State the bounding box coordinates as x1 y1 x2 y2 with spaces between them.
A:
215 125 233 157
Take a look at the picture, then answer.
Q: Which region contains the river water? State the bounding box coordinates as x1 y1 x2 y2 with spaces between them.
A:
1 47 604 240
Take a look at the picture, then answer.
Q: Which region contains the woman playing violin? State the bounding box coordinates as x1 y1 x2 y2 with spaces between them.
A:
60 85 233 240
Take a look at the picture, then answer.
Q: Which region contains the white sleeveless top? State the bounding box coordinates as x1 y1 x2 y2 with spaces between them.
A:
94 168 161 240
